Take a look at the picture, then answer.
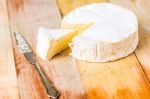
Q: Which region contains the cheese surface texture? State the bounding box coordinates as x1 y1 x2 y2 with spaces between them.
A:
62 3 138 62
37 24 90 60
37 27 76 60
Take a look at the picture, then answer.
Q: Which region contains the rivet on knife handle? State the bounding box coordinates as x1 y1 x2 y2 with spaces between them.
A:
14 32 59 99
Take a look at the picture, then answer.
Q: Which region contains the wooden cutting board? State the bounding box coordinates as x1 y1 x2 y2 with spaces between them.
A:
0 0 19 98
1 0 150 99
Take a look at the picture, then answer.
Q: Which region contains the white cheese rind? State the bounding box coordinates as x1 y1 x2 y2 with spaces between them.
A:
62 3 138 62
70 30 138 62
36 27 73 60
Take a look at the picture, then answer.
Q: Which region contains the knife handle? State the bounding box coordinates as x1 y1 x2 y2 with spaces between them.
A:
34 62 59 99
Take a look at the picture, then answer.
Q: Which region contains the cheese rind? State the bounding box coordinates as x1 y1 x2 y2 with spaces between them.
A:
36 27 74 60
70 30 138 62
62 3 138 62
37 25 90 60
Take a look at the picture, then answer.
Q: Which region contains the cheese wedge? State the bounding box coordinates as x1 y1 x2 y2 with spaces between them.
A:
62 3 138 62
36 27 73 60
36 27 89 60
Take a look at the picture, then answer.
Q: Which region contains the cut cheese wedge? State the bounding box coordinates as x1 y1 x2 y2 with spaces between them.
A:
36 27 89 60
62 3 138 62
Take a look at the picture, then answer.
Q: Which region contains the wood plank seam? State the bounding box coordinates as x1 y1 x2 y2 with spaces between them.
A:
0 0 19 98
134 52 150 83
56 0 63 17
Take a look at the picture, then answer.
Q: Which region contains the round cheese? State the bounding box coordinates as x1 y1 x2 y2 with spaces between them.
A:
62 3 138 62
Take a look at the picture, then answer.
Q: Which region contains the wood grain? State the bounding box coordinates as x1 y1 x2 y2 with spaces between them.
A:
14 46 48 99
136 26 150 80
47 49 87 99
7 0 61 98
7 0 86 99
77 54 150 99
0 0 19 98
7 0 61 47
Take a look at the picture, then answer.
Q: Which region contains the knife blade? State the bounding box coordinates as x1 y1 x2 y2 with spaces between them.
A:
14 32 59 99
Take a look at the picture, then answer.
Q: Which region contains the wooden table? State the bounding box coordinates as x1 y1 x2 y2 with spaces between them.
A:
1 0 150 99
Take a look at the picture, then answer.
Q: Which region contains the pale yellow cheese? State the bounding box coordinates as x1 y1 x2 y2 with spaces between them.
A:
36 26 89 60
61 23 93 30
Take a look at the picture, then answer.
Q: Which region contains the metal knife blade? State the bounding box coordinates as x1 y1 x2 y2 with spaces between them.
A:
14 32 59 99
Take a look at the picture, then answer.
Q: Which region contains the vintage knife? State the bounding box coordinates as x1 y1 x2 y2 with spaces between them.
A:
14 32 59 99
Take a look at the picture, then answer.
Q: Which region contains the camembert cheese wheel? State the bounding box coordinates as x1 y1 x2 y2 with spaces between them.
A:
62 3 138 62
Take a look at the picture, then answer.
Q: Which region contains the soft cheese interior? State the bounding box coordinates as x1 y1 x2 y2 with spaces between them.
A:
36 26 89 60
37 27 74 60
62 3 138 62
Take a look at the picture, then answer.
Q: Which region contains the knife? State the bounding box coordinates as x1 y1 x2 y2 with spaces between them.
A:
14 32 59 99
